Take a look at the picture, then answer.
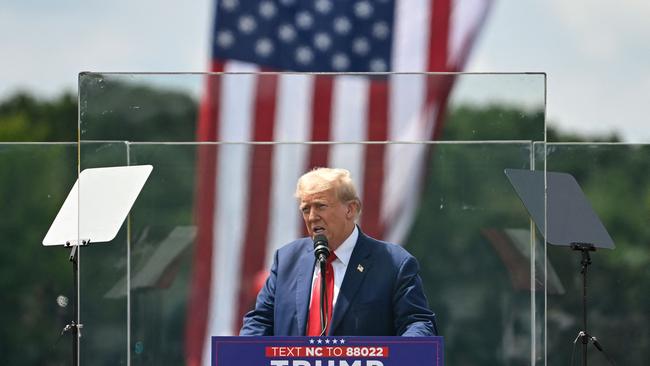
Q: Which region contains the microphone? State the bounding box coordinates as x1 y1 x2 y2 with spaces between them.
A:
313 234 330 263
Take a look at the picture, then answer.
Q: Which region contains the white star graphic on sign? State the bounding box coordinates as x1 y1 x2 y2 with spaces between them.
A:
309 339 315 344
317 339 323 344
325 339 330 344
340 339 345 344
332 339 338 344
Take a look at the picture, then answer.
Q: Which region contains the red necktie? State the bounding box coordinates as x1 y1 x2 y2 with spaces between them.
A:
307 254 337 336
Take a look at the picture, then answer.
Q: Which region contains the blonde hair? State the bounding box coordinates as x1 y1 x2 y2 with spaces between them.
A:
295 167 362 214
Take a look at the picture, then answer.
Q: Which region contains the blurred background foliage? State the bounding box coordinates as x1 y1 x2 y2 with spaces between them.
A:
1 81 647 366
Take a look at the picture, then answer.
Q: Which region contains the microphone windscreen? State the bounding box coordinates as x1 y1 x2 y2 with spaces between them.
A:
313 234 328 248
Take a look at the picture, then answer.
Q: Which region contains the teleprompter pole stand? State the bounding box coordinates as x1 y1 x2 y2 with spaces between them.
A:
504 170 618 365
61 240 89 366
570 242 616 366
42 165 154 366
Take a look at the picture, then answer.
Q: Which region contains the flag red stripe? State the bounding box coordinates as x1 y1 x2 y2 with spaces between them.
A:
307 75 334 169
397 0 452 234
185 60 224 366
428 0 451 71
237 73 279 329
427 0 452 139
303 75 334 236
431 77 454 140
361 81 389 238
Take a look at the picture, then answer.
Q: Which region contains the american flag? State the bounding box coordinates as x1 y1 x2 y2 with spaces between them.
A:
186 0 492 365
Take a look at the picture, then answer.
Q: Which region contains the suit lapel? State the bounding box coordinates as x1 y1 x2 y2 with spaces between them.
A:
295 244 316 335
328 232 373 335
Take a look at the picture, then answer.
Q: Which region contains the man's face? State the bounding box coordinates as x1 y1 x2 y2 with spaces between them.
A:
299 188 355 250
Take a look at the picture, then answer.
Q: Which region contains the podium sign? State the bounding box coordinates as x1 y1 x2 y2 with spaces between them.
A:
212 336 443 366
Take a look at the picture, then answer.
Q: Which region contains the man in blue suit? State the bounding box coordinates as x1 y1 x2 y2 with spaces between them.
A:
240 168 437 336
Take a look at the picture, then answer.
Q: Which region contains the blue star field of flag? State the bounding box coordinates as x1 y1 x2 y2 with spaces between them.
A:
212 0 395 72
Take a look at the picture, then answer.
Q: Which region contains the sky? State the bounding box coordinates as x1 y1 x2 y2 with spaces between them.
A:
1 0 649 142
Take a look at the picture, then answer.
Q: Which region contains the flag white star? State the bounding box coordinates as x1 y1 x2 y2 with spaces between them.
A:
278 24 296 43
216 30 235 49
352 37 370 55
315 0 333 14
354 1 373 19
314 32 332 51
332 53 350 71
296 11 314 30
372 21 390 40
221 0 239 12
295 46 314 65
333 16 351 35
259 1 277 19
370 58 387 72
238 15 257 34
255 38 274 57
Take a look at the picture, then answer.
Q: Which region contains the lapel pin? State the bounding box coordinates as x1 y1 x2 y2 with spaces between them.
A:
357 264 364 273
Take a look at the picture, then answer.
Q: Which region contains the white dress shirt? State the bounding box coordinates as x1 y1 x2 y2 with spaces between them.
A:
308 225 359 310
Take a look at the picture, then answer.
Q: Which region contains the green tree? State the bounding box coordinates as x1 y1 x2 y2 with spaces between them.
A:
0 92 77 141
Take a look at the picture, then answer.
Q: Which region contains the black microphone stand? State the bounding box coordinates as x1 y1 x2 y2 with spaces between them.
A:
313 234 330 336
318 255 328 336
